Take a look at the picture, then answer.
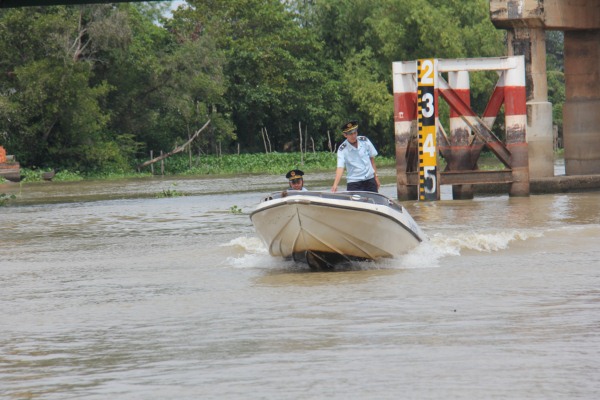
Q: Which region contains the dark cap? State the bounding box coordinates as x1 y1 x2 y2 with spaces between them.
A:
286 169 304 181
341 120 359 134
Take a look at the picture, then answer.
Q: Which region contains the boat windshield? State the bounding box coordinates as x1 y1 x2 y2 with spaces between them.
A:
261 191 404 213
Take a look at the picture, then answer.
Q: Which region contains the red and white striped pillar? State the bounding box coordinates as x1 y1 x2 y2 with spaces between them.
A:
393 61 418 200
504 56 529 196
447 70 476 199
482 72 505 130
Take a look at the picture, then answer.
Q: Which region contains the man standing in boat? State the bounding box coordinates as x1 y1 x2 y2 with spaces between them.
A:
331 120 380 193
286 169 308 191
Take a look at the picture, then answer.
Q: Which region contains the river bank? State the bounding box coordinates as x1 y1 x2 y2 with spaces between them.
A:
2 157 600 206
473 158 600 195
470 174 600 195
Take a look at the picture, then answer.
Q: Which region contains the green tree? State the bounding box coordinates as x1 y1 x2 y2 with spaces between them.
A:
99 4 233 159
0 0 512 172
173 0 337 153
546 31 564 142
0 6 122 170
0 4 233 171
290 0 504 154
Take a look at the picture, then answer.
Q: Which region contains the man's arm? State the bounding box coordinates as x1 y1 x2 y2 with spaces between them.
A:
370 157 380 189
331 167 345 192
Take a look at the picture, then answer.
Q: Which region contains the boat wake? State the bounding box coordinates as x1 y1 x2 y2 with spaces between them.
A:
428 229 543 255
223 228 544 271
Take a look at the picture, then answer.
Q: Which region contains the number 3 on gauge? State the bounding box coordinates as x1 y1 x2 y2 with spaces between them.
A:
421 92 434 118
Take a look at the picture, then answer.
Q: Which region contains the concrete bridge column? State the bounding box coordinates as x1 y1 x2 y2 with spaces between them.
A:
563 30 600 175
507 27 554 178
489 0 600 178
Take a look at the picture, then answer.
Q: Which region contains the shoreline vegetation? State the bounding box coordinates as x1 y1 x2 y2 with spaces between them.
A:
6 151 387 184
0 3 565 190
2 150 541 185
0 149 570 206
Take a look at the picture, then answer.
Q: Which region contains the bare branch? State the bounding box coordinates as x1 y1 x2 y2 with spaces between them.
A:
136 120 211 171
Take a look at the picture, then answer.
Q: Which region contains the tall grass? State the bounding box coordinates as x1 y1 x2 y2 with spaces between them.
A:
12 150 522 183
12 151 394 182
153 152 397 176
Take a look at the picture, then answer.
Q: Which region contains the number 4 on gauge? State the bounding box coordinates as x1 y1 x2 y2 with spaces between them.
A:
423 132 435 157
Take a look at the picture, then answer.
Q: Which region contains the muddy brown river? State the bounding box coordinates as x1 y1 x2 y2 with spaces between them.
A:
1 168 599 399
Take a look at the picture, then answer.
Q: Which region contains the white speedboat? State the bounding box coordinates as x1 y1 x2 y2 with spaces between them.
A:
250 191 425 269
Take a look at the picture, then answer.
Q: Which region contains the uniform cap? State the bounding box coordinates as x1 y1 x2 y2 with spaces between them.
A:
286 169 304 181
341 120 359 134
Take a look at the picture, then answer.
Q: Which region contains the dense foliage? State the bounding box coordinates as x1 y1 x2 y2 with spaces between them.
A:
0 1 564 174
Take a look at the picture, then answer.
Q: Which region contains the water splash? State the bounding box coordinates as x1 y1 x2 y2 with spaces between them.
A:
429 229 543 254
222 236 267 254
223 228 546 271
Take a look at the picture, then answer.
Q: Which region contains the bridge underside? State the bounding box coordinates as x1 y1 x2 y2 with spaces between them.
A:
0 0 159 7
490 0 600 176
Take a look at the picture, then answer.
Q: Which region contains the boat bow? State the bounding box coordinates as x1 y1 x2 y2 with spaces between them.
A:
251 191 424 269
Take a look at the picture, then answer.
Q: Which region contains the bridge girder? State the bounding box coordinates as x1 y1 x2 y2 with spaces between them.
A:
0 0 162 8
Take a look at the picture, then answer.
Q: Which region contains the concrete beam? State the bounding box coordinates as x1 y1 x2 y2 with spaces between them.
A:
543 0 600 30
0 0 161 7
489 0 544 29
490 0 600 30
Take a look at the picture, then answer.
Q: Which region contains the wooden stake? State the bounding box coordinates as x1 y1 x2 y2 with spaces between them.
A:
298 122 304 165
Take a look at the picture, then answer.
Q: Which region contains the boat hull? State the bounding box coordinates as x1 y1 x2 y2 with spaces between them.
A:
250 191 424 269
0 162 21 182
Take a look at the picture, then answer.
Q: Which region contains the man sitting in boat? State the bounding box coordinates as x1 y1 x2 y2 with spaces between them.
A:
286 169 308 191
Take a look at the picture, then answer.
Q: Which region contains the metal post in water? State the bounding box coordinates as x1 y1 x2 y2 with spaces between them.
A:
150 150 154 175
160 150 164 176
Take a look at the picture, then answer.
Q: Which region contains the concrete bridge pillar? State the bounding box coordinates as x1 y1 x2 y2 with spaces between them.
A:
507 27 554 178
563 29 600 175
490 0 600 177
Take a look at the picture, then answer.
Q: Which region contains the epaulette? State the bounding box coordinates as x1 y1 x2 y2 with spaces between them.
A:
358 136 367 141
338 142 347 151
